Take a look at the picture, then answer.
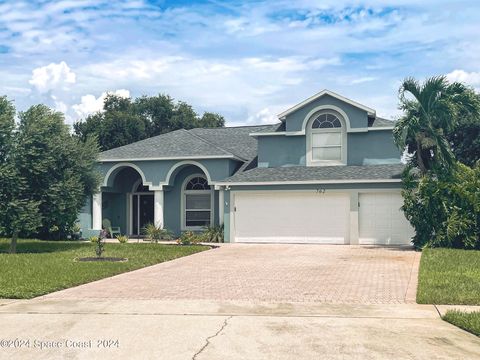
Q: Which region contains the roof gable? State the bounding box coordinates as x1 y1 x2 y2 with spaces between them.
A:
277 89 375 120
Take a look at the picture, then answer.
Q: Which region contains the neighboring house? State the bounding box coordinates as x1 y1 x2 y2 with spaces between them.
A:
79 90 414 245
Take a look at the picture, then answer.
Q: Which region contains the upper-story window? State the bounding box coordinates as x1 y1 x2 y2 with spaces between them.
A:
307 112 346 166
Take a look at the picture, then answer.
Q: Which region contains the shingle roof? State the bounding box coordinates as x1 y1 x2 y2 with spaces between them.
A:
221 164 405 183
99 129 234 161
98 125 275 161
189 125 275 160
370 117 395 128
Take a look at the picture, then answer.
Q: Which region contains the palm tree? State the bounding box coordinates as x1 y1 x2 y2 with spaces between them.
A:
393 76 479 174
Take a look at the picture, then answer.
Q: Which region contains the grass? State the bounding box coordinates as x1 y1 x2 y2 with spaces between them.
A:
0 238 207 299
417 248 480 305
443 310 480 337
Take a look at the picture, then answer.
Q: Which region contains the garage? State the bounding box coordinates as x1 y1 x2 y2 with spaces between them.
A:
359 192 414 245
233 192 349 244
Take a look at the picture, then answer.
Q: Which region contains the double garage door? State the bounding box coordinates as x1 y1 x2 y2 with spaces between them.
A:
233 192 414 245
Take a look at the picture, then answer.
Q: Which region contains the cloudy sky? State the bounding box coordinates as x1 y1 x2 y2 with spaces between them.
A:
0 0 479 126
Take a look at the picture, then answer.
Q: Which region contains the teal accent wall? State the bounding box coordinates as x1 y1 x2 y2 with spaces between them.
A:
257 135 306 167
99 158 240 188
347 131 401 165
163 165 220 236
284 94 368 132
256 130 400 168
223 190 231 243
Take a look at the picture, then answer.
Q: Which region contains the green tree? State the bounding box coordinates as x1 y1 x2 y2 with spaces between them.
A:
15 105 100 239
73 93 225 151
402 163 480 249
0 97 41 253
446 95 480 167
393 76 479 174
199 112 225 128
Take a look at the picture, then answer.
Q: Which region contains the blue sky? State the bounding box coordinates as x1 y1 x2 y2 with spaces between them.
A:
0 0 479 125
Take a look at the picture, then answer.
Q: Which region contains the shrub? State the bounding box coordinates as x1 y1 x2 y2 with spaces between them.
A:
177 231 201 245
202 225 224 243
88 236 98 243
402 163 480 249
116 235 129 244
143 223 173 243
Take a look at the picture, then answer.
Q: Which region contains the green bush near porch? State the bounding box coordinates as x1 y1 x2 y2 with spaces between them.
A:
417 248 480 305
0 239 207 299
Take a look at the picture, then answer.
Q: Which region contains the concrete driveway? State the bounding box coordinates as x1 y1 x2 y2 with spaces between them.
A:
42 244 420 304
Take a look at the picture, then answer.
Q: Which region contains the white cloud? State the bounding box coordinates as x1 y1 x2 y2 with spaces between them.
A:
350 76 377 85
246 107 282 125
72 89 130 118
446 69 480 88
29 61 76 93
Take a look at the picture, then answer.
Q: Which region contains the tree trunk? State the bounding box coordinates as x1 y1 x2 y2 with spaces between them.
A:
9 231 18 254
416 141 427 174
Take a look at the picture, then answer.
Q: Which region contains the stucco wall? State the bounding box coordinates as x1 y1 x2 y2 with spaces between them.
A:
284 94 369 132
257 135 306 167
347 131 401 165
164 165 219 236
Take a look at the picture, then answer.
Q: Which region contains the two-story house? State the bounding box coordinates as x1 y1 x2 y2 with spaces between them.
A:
78 90 415 245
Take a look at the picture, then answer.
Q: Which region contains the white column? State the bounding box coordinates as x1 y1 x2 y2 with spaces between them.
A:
218 189 224 225
92 192 102 230
154 190 164 229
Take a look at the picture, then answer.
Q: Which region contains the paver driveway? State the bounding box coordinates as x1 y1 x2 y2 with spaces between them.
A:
43 244 420 304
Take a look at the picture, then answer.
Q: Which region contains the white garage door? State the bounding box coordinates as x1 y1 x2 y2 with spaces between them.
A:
359 193 414 245
233 192 349 244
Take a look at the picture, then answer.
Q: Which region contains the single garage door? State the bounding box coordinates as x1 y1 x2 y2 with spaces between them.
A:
233 192 349 244
359 193 414 245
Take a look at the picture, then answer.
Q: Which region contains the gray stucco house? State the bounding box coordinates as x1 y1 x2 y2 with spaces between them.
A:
79 89 414 245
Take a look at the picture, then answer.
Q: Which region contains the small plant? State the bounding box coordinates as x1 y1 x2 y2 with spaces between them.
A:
143 223 173 243
71 223 82 240
116 235 129 244
177 231 201 245
95 229 108 258
88 236 98 243
202 225 224 243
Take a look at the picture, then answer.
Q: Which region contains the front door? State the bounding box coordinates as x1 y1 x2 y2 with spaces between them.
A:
132 194 154 236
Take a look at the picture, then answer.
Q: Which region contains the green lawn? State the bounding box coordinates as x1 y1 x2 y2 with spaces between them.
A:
443 310 480 337
417 248 480 305
0 239 207 299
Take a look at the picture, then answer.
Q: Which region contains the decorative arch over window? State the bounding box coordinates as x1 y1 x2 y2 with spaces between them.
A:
312 114 342 129
182 174 213 229
307 111 346 166
185 176 211 191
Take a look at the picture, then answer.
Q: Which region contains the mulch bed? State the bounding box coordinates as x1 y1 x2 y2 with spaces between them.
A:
76 257 128 262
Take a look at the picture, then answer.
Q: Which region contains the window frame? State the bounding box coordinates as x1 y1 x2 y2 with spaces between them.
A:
181 174 214 231
306 111 347 166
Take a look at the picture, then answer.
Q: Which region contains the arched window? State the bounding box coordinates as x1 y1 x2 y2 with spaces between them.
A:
308 112 346 165
182 175 212 229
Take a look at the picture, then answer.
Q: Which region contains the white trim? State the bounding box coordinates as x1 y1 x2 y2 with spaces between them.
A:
278 89 375 119
215 179 402 186
306 111 347 167
368 126 395 131
219 189 224 225
180 174 214 231
154 190 164 229
102 162 150 188
163 160 214 187
249 130 304 137
92 192 102 230
100 155 237 162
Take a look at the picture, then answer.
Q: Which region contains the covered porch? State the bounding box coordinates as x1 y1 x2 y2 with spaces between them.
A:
81 161 226 238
